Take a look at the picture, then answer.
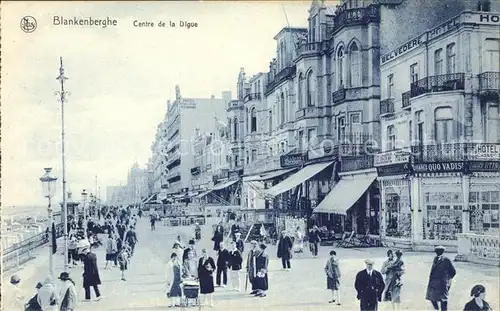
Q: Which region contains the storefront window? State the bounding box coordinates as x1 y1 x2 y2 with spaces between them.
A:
469 190 500 232
384 183 411 238
423 191 463 240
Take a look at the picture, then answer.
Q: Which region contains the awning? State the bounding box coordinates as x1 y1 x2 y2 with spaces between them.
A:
244 168 297 182
313 172 377 215
212 179 239 191
195 190 213 199
265 161 334 197
143 193 158 204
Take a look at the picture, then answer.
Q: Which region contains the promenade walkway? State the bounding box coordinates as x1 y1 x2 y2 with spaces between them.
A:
3 217 499 311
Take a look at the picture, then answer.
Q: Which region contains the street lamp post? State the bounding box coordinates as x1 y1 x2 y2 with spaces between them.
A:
39 168 57 278
81 189 88 229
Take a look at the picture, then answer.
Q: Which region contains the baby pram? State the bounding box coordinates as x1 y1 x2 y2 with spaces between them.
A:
180 280 200 310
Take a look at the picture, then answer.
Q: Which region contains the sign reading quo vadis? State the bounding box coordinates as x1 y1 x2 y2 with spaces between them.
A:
413 161 466 174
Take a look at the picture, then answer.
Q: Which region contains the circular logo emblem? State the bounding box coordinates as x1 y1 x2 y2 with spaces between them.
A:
20 16 37 33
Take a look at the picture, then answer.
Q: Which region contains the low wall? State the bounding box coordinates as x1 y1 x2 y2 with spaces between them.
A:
455 233 500 266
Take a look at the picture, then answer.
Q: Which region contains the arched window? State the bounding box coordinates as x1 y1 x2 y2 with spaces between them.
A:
280 93 286 124
306 71 315 107
337 47 345 88
268 110 273 132
251 107 257 132
298 73 305 109
387 125 396 151
434 107 453 143
349 42 361 87
233 118 239 140
245 108 249 134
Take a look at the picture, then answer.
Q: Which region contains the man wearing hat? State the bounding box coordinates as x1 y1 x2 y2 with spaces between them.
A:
25 282 43 311
245 240 259 294
354 259 385 311
81 247 102 301
425 246 456 311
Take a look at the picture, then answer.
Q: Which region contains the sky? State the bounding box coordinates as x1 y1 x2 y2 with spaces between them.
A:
1 1 320 207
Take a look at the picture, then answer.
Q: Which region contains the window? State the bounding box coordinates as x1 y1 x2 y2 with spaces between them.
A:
409 120 412 145
307 128 316 147
387 74 394 98
307 71 315 106
298 73 304 109
434 49 443 75
434 107 454 143
233 118 239 140
251 149 257 161
478 0 491 11
280 42 285 69
268 110 273 133
387 126 396 151
280 142 285 153
470 190 499 231
310 16 316 42
269 147 273 157
484 39 500 72
280 93 286 124
246 150 249 165
337 117 346 141
298 130 304 151
337 48 345 88
487 104 500 142
251 108 257 132
384 183 412 238
446 43 456 74
416 111 424 144
246 108 249 133
351 113 360 124
234 155 239 168
424 191 463 240
410 63 419 83
349 42 361 87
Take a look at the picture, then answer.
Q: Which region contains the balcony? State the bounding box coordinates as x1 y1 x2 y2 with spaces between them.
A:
166 171 181 183
333 5 380 33
295 107 319 120
341 154 375 172
227 100 242 109
410 73 465 98
190 166 200 175
297 42 321 56
380 98 395 116
265 65 296 95
411 143 500 163
402 91 411 109
478 72 500 100
243 93 262 103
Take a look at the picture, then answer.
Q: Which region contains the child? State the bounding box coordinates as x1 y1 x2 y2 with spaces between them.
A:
117 246 129 281
324 250 341 305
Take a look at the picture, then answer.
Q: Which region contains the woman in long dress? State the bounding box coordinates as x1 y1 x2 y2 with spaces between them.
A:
197 249 215 307
165 253 183 307
382 250 405 311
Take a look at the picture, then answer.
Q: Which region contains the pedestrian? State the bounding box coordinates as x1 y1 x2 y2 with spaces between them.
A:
463 284 492 311
105 233 117 269
294 226 304 253
197 249 215 307
382 250 405 311
229 241 243 291
124 225 138 256
68 234 78 266
212 224 224 251
246 240 259 294
195 223 202 241
165 253 183 307
182 239 197 263
58 272 78 311
259 224 267 243
216 242 230 287
277 230 293 271
235 232 244 253
8 274 25 311
81 247 102 301
117 246 129 281
182 250 198 280
354 259 385 311
308 225 321 258
324 250 341 305
253 243 269 297
425 245 456 311
37 276 59 311
25 282 43 311
172 242 184 261
150 213 156 231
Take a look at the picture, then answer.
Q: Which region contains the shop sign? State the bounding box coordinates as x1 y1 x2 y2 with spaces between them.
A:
281 153 308 168
467 143 500 160
374 149 410 167
468 161 500 173
381 34 426 64
427 16 460 41
413 161 465 173
377 162 412 177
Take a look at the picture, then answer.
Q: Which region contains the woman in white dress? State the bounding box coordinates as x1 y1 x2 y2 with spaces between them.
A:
294 226 304 253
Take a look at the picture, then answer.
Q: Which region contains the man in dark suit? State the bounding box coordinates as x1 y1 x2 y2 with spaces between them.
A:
355 259 385 311
425 245 456 311
216 242 230 287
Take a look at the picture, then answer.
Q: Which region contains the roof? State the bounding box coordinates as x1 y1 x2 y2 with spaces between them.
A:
273 27 308 40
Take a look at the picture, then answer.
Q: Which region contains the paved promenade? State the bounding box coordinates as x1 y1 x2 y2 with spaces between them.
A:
3 217 499 311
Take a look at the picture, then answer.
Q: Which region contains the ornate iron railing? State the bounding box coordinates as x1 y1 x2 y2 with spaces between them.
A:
297 42 321 55
410 73 465 98
265 65 296 95
402 91 411 109
411 142 500 163
333 5 380 32
380 98 395 115
243 93 262 102
478 72 500 91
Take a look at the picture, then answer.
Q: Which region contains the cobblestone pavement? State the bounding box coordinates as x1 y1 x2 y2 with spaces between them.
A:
4 217 499 311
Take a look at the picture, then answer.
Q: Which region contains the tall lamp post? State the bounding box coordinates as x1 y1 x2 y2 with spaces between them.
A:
81 189 88 229
39 168 57 277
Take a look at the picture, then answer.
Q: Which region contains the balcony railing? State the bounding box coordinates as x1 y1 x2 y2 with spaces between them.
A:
478 72 500 93
243 93 262 102
333 5 380 32
341 154 375 172
410 73 465 98
295 107 319 120
265 65 296 95
402 91 411 109
297 42 321 55
227 100 242 109
411 142 500 163
380 98 395 116
332 88 346 103
190 166 200 175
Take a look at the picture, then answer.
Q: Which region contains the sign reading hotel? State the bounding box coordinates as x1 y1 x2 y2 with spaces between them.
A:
381 34 426 64
374 150 410 167
472 13 500 25
427 16 460 40
468 143 500 160
413 161 466 174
